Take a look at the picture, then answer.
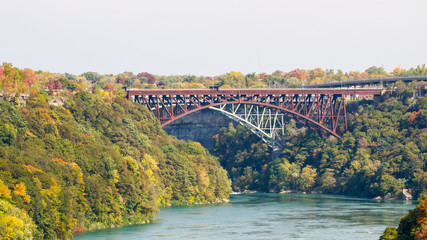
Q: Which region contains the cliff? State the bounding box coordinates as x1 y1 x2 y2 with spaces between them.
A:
164 109 233 151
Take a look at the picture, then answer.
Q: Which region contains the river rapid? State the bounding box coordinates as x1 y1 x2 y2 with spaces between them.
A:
74 193 414 240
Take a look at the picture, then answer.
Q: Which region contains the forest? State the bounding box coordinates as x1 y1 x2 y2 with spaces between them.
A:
2 62 427 97
1 62 427 239
0 65 230 239
213 83 427 199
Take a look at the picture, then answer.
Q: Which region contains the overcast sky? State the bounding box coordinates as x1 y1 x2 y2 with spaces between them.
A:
1 0 426 76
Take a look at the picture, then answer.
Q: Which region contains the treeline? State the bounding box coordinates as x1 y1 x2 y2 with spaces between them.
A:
212 83 427 199
0 90 230 239
2 63 427 97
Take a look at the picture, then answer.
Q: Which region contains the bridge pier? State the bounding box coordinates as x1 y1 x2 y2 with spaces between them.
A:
271 149 282 160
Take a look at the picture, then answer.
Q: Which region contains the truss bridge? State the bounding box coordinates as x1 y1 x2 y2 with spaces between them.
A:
127 88 383 150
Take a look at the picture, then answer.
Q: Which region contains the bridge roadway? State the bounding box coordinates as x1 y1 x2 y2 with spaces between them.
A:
127 88 382 97
308 76 427 88
128 88 382 150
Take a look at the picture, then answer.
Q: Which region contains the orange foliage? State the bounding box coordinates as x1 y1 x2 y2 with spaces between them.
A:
36 107 53 122
360 72 370 79
22 164 42 173
409 109 422 124
417 199 427 225
29 88 38 94
288 69 309 81
83 134 90 139
103 82 115 92
52 158 81 170
20 108 30 116
69 162 80 169
52 158 67 164
415 225 427 240
392 67 406 76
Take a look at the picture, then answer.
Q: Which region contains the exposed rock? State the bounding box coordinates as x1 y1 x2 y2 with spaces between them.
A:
401 189 413 200
384 193 392 200
0 93 29 106
373 196 382 200
49 97 66 107
164 109 233 151
243 190 257 193
279 190 293 194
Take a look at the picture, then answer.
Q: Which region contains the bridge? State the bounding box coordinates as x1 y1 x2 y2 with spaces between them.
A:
127 88 382 150
309 76 427 88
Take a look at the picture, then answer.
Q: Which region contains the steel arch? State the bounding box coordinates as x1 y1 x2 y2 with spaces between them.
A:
127 88 382 149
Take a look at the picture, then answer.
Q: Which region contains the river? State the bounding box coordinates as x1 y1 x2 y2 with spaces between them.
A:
74 193 414 240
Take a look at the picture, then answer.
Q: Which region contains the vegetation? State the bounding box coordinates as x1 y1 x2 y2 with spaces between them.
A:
0 90 230 239
2 62 427 96
2 62 427 239
380 195 427 240
213 83 427 199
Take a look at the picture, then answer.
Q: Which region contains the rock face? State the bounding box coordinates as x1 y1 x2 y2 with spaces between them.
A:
401 189 413 200
163 109 234 151
384 193 392 200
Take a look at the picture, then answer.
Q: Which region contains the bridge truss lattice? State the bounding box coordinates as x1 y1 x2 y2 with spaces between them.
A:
128 88 382 150
209 104 286 150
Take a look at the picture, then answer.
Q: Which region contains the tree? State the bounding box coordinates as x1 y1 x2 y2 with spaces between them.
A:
82 72 101 83
220 72 245 88
365 66 387 77
137 72 155 84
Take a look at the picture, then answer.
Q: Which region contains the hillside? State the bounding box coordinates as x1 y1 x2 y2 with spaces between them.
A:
0 91 230 239
213 84 427 199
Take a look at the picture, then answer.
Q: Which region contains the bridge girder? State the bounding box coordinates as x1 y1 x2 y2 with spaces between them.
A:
126 88 384 149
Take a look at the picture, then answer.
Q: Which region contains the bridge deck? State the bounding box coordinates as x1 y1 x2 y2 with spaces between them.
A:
127 88 383 96
309 76 427 88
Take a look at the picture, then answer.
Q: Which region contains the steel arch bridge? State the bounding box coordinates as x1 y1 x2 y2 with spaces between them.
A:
127 88 382 150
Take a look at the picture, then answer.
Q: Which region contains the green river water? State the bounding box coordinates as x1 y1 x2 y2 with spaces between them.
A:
74 193 415 240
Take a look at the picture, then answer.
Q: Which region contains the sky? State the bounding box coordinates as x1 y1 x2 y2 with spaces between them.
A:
1 0 427 76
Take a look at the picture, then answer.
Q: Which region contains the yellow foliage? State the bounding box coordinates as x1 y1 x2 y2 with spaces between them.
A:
0 214 24 239
196 168 210 188
13 183 31 203
392 67 406 76
142 154 159 171
228 71 244 78
13 183 27 197
78 174 85 185
185 82 205 89
0 180 11 200
309 78 324 85
0 199 37 239
221 84 232 89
